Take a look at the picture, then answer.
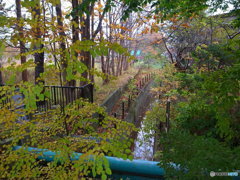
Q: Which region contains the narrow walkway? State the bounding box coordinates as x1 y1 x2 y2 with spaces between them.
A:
94 67 139 104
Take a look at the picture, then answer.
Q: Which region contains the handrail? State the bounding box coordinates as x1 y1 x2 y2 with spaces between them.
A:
0 84 94 112
45 83 92 89
13 146 164 178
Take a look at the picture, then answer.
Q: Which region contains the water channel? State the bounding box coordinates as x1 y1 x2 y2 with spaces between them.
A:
133 100 157 161
134 119 155 161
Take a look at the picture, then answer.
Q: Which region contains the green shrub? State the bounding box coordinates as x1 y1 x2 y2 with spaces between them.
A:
158 130 240 180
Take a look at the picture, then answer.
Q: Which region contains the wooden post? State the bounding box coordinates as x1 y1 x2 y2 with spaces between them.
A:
122 101 125 119
128 95 131 108
113 116 117 128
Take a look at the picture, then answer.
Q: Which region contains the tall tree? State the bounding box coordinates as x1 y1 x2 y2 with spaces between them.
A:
71 0 111 85
16 0 27 82
32 0 44 84
80 2 92 85
55 0 67 85
70 0 80 87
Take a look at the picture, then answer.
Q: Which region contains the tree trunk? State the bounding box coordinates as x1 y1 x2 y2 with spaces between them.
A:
116 54 121 76
124 56 129 71
90 7 95 83
80 4 91 85
119 55 124 75
16 0 27 82
108 11 115 76
72 0 79 44
55 0 67 85
70 0 80 87
162 38 174 64
111 51 115 76
104 53 110 84
119 24 125 75
101 55 106 74
32 0 44 84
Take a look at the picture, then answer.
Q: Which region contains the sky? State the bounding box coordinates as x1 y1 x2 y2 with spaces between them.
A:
1 0 71 17
0 0 234 41
2 0 233 17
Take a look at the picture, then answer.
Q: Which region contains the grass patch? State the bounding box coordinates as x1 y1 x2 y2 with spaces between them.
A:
94 67 139 105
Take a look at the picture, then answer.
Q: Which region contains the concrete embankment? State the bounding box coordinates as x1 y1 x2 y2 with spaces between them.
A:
124 80 154 125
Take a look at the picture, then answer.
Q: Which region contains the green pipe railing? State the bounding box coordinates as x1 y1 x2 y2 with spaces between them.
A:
13 146 164 179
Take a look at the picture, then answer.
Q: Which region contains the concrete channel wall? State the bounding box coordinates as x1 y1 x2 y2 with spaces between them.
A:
125 80 154 124
101 83 128 114
101 69 142 114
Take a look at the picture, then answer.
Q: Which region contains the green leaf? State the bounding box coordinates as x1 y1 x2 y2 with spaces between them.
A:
101 173 107 180
105 168 112 175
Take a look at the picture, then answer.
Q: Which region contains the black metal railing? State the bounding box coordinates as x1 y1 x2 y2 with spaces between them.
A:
0 84 94 112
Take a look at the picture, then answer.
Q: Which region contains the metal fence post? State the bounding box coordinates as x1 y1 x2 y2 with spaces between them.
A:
122 101 125 119
128 95 131 108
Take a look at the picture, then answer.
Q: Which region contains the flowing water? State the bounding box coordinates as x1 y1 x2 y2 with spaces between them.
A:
134 119 155 161
133 99 161 161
